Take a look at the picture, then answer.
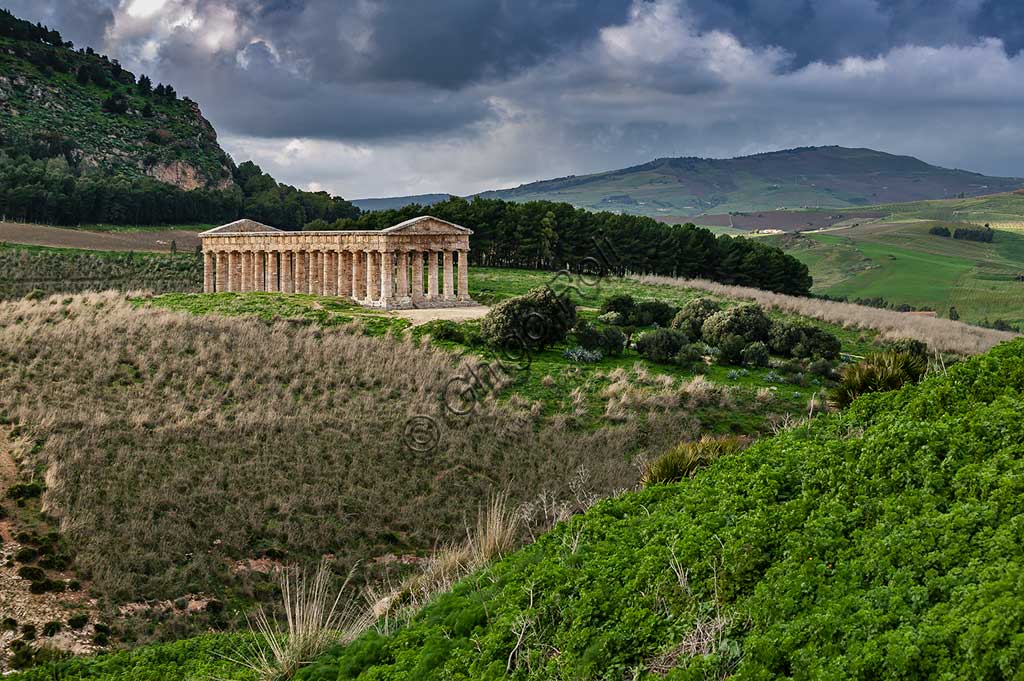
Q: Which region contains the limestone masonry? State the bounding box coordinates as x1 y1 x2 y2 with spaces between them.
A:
199 216 473 309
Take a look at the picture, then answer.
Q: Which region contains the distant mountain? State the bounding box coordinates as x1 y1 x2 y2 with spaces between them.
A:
352 193 452 212
0 8 234 190
476 146 1024 218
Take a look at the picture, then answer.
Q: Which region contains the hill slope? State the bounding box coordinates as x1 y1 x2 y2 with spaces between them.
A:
477 146 1023 217
0 10 234 190
14 327 1024 679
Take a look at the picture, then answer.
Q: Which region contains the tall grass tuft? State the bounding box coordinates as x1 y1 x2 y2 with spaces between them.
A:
642 435 749 487
828 351 927 408
231 561 368 681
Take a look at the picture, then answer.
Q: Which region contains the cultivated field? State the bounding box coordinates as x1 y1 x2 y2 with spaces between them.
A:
0 222 203 252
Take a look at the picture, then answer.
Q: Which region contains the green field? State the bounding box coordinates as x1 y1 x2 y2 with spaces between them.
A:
772 215 1024 326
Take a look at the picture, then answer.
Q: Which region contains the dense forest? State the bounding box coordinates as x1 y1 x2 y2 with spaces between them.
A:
323 197 813 295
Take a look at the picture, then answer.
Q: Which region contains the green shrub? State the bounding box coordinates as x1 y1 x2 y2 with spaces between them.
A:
42 621 62 637
6 482 42 500
597 311 624 326
599 294 635 319
929 225 951 237
792 326 841 360
420 319 464 343
890 338 930 359
598 327 626 357
2 617 17 632
572 320 603 351
67 614 89 630
712 334 745 366
632 300 677 327
15 546 38 563
740 341 771 368
829 351 927 408
38 553 71 570
674 343 707 369
17 565 45 582
702 303 771 347
671 297 720 339
480 286 576 350
635 329 688 364
642 434 749 486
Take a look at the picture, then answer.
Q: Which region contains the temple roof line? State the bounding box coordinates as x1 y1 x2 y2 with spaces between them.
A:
200 215 472 237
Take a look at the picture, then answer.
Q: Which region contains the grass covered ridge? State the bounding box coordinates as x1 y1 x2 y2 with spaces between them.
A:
292 335 1024 680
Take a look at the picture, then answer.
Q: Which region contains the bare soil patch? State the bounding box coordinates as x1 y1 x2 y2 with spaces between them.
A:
393 305 490 326
0 222 201 253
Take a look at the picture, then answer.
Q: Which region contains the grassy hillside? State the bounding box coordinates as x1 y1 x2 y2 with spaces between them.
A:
771 216 1024 326
0 9 234 189
477 147 1023 217
13 316 1024 680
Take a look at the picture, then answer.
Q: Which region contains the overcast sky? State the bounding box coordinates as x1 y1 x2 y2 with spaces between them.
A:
6 0 1024 198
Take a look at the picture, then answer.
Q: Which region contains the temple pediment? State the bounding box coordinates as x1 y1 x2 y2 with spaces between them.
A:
381 216 473 236
200 219 283 235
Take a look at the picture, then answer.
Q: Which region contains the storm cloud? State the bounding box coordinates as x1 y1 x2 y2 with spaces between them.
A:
4 0 1024 197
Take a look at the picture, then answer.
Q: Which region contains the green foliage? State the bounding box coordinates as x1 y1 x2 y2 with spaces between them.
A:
770 320 842 360
890 337 930 359
635 328 688 364
6 481 42 500
829 351 927 408
928 225 951 237
480 286 576 350
953 225 994 242
740 341 770 368
599 293 636 318
670 297 720 339
701 302 771 347
292 337 1024 680
632 300 678 327
641 434 749 486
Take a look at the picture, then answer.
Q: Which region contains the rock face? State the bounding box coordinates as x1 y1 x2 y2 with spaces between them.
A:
0 36 238 191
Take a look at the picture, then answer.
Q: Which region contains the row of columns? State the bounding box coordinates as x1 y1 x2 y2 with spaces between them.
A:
203 248 470 304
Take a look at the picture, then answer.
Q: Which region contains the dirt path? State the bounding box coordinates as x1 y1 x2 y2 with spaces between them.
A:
0 222 201 253
393 305 490 326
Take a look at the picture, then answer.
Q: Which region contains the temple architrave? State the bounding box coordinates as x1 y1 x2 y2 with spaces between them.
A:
198 216 473 309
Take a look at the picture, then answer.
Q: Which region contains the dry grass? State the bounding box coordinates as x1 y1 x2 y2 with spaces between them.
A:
0 292 702 604
639 275 1017 355
229 561 370 681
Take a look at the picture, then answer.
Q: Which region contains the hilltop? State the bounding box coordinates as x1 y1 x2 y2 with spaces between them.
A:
0 9 233 190
475 146 1023 217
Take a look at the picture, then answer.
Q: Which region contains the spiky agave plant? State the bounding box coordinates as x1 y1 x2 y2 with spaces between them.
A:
228 560 369 681
641 434 749 487
829 351 927 409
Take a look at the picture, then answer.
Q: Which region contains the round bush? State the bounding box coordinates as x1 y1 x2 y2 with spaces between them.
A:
572 320 603 351
633 300 677 327
741 341 771 368
635 328 688 364
701 303 771 347
480 286 577 350
671 297 721 339
599 294 635 319
716 334 747 366
599 327 627 357
792 327 841 360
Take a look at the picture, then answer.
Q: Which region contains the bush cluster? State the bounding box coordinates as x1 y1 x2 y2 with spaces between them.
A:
635 328 688 364
481 286 577 350
599 294 677 327
572 321 625 357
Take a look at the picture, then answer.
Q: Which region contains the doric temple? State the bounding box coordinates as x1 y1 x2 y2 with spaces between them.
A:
198 216 474 309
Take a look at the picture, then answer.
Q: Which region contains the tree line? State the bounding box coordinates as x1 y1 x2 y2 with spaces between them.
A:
316 197 812 295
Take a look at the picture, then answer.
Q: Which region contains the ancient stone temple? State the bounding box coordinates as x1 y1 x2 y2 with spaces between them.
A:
198 216 473 309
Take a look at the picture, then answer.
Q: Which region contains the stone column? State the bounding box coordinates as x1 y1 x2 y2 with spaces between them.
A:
203 251 214 292
352 249 364 299
397 251 409 299
324 251 336 296
216 251 228 292
338 251 351 297
282 251 293 293
411 250 424 303
442 250 455 300
457 250 470 300
381 250 393 302
268 251 279 292
240 251 251 292
228 251 239 291
366 250 379 301
308 251 319 295
296 250 307 294
427 250 439 301
253 251 264 292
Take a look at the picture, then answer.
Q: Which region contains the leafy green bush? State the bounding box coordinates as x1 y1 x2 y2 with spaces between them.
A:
572 320 603 351
670 297 720 339
641 434 749 486
890 337 930 359
829 351 927 408
599 294 635 319
768 320 841 359
16 566 45 582
66 614 88 630
6 482 42 500
596 311 624 326
293 337 1024 681
575 321 627 357
480 286 576 350
715 333 747 366
929 225 951 237
419 319 465 343
635 328 688 364
632 300 677 327
740 341 770 367
701 303 771 347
